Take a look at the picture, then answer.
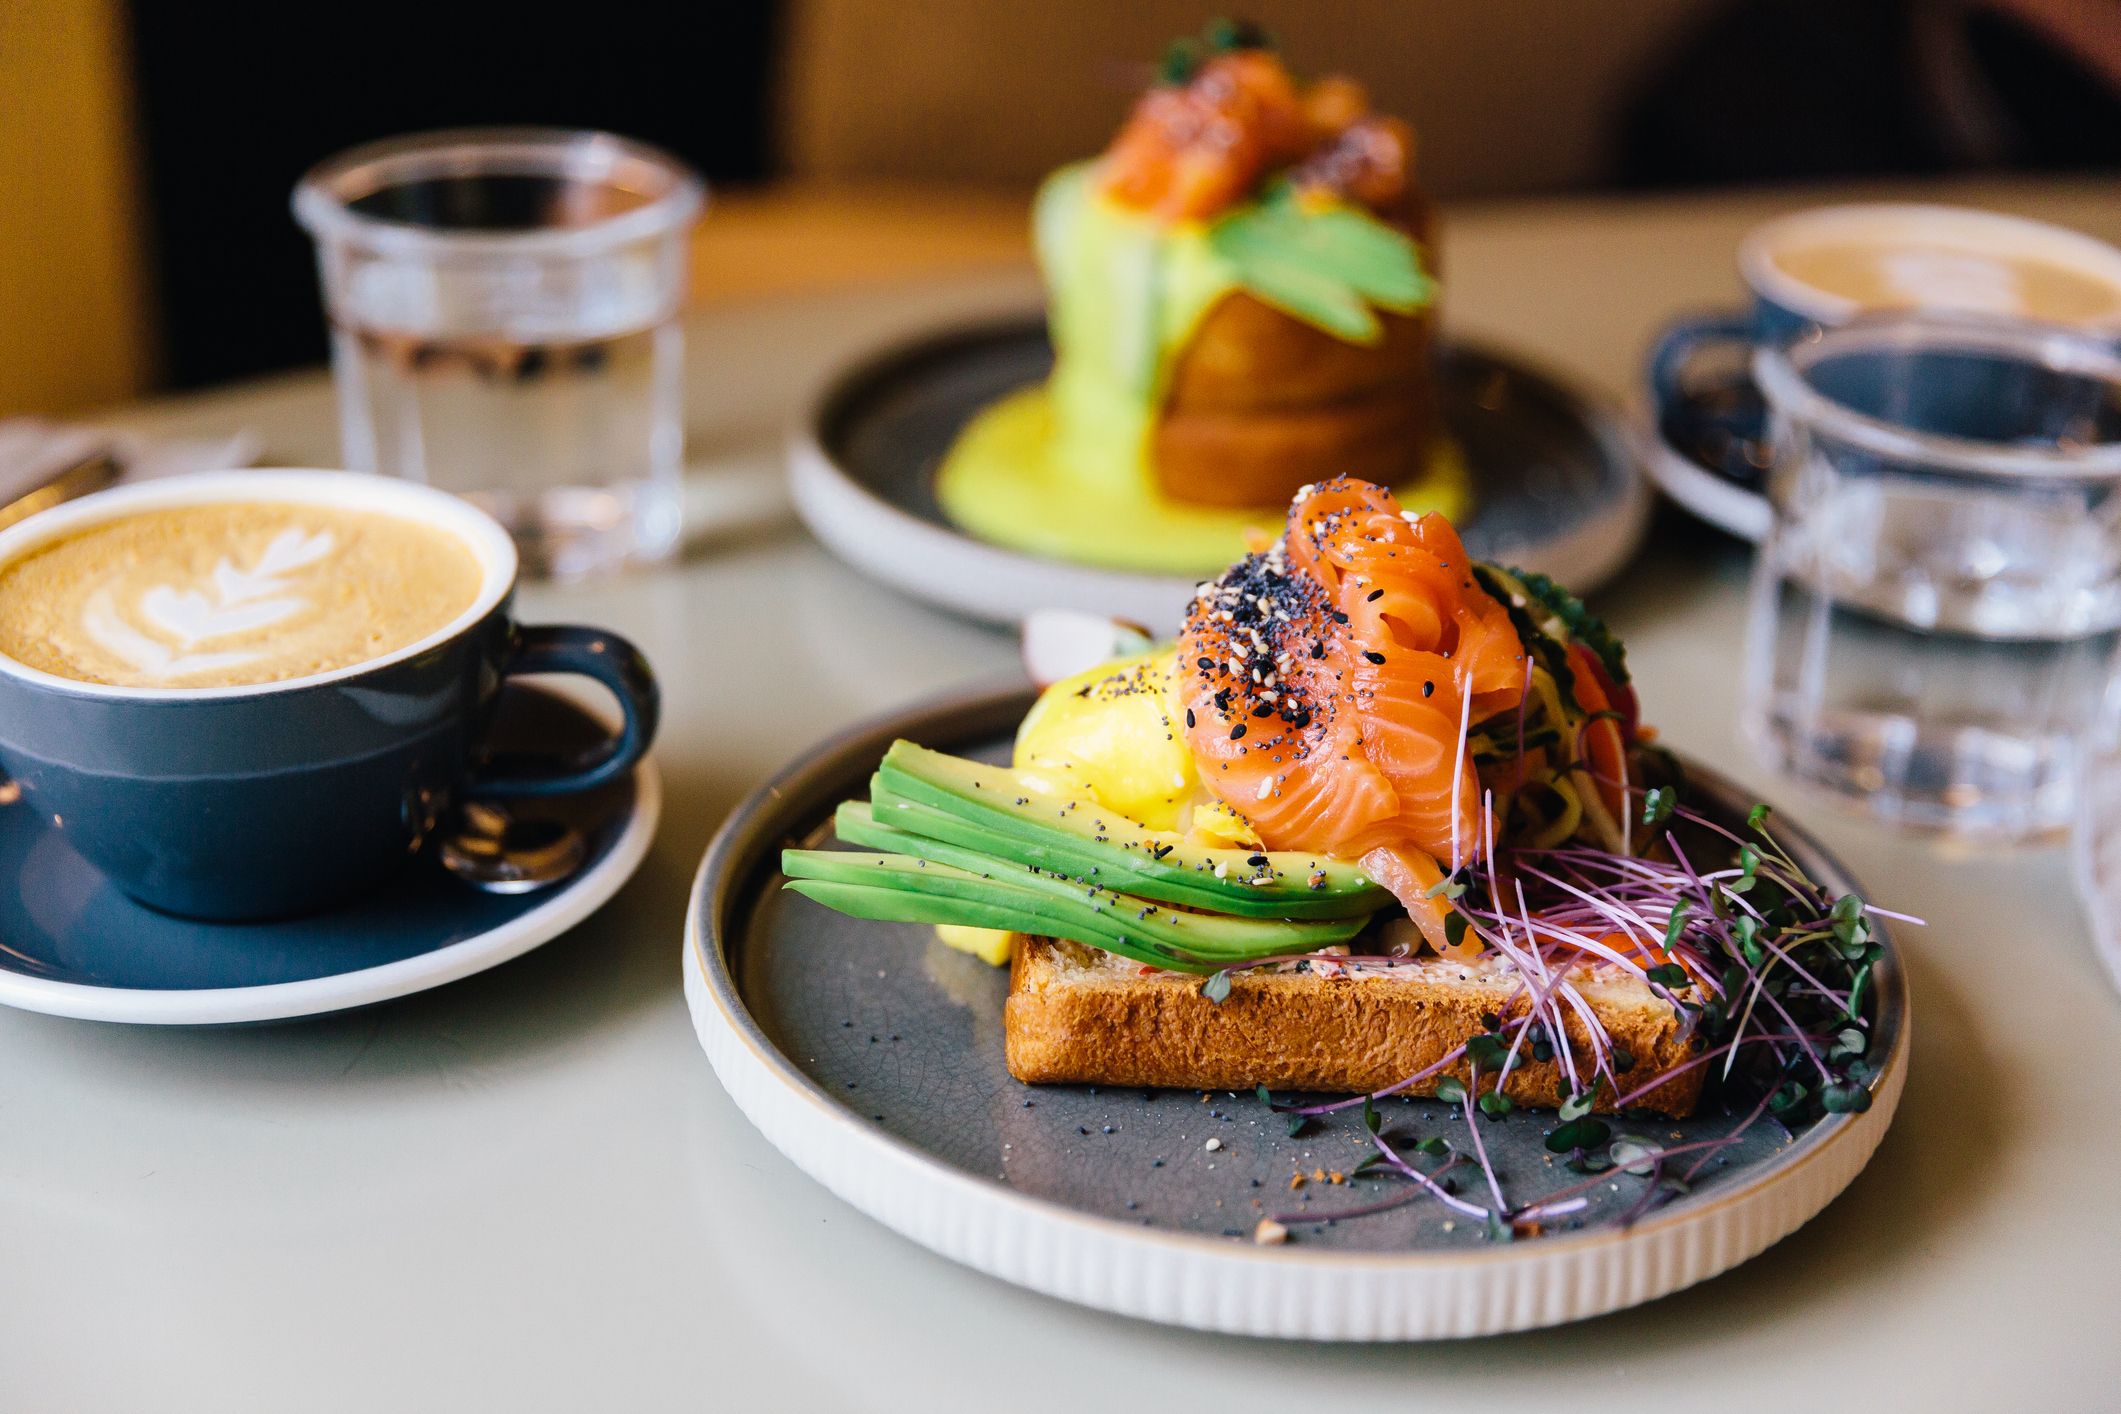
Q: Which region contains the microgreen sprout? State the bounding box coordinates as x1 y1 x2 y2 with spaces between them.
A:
1247 770 1913 1241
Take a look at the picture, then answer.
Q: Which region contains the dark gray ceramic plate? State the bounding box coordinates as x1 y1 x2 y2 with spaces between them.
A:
788 319 1651 629
690 685 1905 1260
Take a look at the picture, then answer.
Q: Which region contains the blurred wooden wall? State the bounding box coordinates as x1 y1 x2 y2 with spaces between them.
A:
0 0 154 416
777 0 1714 198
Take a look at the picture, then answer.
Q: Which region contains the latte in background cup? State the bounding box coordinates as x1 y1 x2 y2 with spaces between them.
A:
1740 204 2121 337
0 470 660 921
1646 204 2121 489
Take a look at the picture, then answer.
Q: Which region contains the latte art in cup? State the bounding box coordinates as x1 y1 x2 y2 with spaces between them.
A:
1771 241 2121 325
0 502 484 688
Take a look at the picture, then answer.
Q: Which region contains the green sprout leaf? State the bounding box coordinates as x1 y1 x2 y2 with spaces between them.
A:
1203 16 1273 51
1465 1032 1509 1070
1415 1135 1450 1156
1820 1082 1873 1114
1434 1076 1467 1105
1646 962 1690 989
1558 1080 1601 1122
1748 803 1773 832
1641 785 1675 828
1158 37 1202 84
1200 970 1233 1005
1733 914 1763 966
1477 1090 1514 1119
1609 1136 1663 1175
1545 1116 1610 1153
1363 1094 1382 1134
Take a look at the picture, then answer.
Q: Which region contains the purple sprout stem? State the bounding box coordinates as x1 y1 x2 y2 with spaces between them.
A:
1679 1085 1780 1187
1460 1064 1511 1213
1277 1043 1469 1116
1276 1154 1477 1226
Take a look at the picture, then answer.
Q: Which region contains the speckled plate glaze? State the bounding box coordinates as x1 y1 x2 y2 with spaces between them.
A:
0 687 659 1025
685 685 1908 1340
789 318 1651 629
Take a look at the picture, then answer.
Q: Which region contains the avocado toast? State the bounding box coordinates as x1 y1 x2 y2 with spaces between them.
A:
783 479 1893 1156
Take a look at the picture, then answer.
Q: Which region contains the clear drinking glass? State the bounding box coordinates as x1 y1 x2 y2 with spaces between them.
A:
294 129 704 579
1744 316 2121 841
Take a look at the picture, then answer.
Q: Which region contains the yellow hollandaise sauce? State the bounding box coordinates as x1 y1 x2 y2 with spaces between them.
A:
933 163 1462 577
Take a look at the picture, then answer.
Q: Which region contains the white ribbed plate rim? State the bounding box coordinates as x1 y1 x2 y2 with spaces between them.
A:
681 686 1907 1339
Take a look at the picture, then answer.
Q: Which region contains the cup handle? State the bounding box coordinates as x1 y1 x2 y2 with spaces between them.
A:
1647 312 1755 413
468 625 660 799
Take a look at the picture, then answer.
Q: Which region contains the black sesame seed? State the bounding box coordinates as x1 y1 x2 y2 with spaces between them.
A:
1364 650 1387 665
1185 708 1195 728
1366 588 1384 601
1230 723 1247 740
1423 680 1434 696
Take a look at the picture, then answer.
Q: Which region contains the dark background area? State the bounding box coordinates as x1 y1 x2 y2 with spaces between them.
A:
128 1 780 390
119 0 2119 393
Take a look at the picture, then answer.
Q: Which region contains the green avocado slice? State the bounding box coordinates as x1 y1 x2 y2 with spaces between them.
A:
871 740 1390 920
782 838 1363 972
829 801 1367 954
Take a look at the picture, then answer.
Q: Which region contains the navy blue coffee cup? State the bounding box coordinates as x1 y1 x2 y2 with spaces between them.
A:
1649 204 2121 429
0 470 659 921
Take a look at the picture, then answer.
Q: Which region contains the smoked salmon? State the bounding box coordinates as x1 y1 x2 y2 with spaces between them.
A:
1177 479 1528 955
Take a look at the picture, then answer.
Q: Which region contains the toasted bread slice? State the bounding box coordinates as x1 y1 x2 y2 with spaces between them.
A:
1004 936 1705 1117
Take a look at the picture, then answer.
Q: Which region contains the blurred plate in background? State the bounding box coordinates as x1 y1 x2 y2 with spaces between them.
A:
790 317 1649 629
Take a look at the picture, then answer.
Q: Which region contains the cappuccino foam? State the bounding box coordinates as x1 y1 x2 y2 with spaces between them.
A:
0 501 485 688
1773 240 2121 325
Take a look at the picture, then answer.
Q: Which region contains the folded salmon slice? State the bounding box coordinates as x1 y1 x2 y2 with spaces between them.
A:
1176 478 1526 953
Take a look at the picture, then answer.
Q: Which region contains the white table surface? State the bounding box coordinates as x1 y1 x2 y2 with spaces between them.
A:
8 178 2121 1412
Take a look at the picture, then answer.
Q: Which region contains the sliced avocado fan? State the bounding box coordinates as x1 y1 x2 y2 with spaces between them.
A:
778 741 1393 974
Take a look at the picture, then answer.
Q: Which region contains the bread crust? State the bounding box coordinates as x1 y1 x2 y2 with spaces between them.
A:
1151 378 1435 507
1146 206 1440 509
1004 937 1705 1117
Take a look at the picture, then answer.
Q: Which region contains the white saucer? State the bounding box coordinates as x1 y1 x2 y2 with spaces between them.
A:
1633 400 1771 542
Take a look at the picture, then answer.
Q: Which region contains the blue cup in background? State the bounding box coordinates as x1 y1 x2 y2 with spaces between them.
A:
0 470 659 921
1647 204 2121 493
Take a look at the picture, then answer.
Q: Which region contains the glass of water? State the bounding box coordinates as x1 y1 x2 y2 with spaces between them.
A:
1744 316 2121 841
295 129 704 579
